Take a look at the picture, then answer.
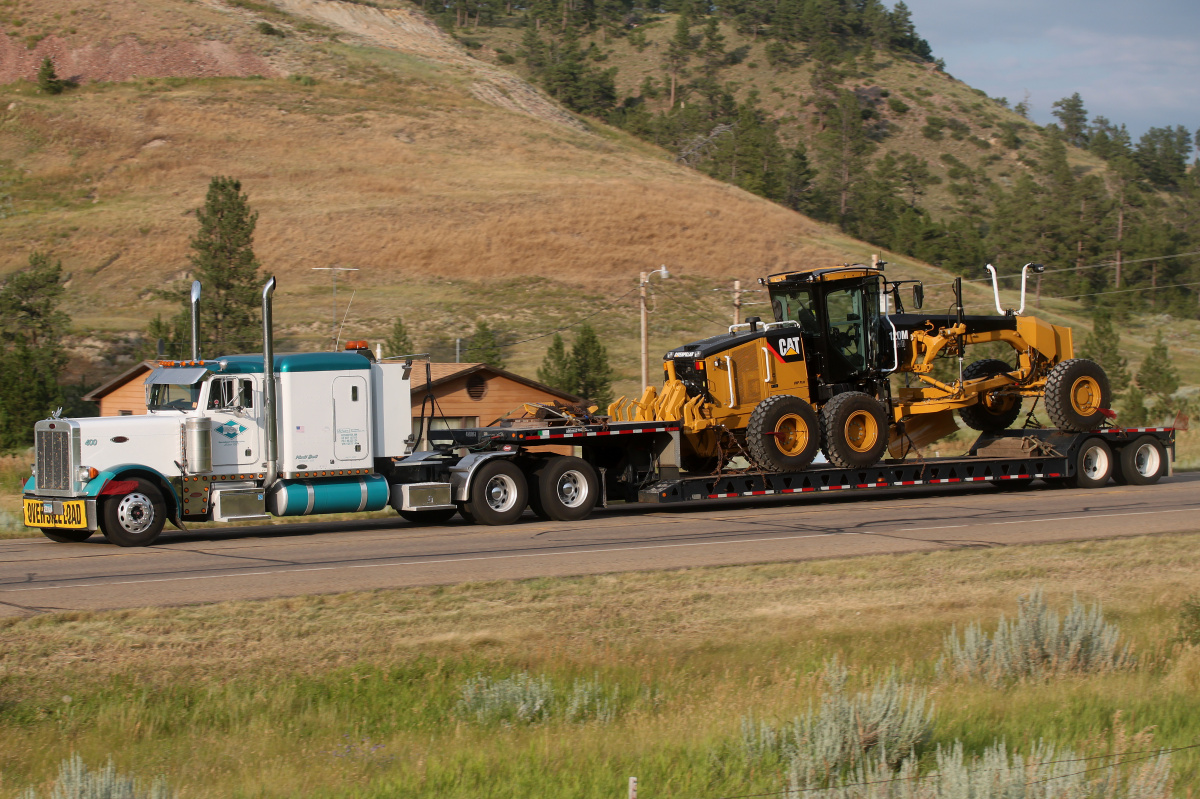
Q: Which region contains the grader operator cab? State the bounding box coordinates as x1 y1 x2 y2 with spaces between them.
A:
608 262 1112 474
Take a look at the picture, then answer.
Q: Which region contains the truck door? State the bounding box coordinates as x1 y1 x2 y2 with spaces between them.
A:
208 376 260 470
333 376 369 461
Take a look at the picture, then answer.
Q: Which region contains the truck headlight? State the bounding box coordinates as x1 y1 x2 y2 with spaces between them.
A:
78 466 99 482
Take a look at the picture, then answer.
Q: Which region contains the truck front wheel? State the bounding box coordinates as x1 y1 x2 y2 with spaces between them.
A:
101 478 166 546
40 528 93 543
463 460 528 526
529 457 599 522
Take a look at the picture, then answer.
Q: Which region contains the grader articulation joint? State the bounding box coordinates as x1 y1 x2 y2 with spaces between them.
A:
608 262 1112 474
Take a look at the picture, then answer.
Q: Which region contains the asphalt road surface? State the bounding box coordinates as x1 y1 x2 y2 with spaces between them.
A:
3 474 1198 618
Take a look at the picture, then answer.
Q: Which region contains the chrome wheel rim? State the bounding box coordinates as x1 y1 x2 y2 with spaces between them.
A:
555 471 589 509
484 474 519 513
116 492 155 534
1082 446 1109 480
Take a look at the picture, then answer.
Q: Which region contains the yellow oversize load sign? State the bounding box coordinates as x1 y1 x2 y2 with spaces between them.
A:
24 498 87 529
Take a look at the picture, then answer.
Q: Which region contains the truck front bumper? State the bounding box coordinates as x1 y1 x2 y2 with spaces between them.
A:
21 495 100 532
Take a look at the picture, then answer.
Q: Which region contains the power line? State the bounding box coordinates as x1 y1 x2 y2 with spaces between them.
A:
1051 280 1200 300
502 285 641 348
921 249 1200 289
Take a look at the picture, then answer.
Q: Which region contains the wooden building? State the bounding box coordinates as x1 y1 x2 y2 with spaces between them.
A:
82 360 158 417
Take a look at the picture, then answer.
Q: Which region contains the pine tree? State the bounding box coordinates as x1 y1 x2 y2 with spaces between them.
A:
1077 309 1130 393
1120 384 1150 427
781 141 817 213
663 11 693 108
536 333 576 392
36 57 65 95
1051 93 1089 148
569 324 613 407
145 312 189 360
188 176 261 355
384 317 415 358
0 252 69 447
1135 330 1180 420
699 17 726 79
464 319 506 368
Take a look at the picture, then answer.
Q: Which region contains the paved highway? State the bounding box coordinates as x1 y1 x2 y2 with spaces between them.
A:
2 474 1198 617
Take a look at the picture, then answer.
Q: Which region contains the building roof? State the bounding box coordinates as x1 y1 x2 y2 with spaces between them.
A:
82 360 157 403
410 362 583 404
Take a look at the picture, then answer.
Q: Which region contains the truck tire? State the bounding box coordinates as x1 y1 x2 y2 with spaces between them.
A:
1045 359 1111 432
746 394 821 472
1068 437 1113 489
100 477 166 546
398 507 458 524
820 392 889 469
463 459 528 526
40 527 94 543
1112 435 1166 486
528 456 599 522
959 359 1022 432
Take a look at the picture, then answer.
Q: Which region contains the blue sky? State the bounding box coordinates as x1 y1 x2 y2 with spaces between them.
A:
907 0 1200 142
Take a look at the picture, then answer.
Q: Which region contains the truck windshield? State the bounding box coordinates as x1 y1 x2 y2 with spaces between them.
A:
148 383 201 411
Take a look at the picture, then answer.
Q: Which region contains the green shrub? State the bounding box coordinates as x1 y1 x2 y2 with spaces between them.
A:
256 21 284 36
941 590 1133 685
36 56 65 95
455 672 618 725
784 739 1172 798
886 97 909 114
741 660 932 781
19 754 173 799
288 74 317 86
1177 594 1200 644
498 53 516 64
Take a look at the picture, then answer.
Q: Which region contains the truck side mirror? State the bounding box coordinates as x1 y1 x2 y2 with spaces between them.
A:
912 284 924 309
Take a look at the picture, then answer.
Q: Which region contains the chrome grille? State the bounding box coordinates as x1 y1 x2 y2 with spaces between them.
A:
36 429 71 491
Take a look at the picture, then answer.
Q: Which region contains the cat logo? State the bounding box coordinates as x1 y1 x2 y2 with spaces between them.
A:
777 336 802 358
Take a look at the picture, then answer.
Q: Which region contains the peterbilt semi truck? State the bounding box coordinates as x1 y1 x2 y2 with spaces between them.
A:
22 277 1176 547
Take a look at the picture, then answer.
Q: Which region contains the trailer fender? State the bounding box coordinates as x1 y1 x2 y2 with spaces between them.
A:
450 451 519 503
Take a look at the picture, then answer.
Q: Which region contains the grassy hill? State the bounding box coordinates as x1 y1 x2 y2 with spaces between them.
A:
1 0 1196 405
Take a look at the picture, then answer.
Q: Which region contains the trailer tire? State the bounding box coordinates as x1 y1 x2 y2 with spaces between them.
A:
40 527 93 543
398 507 458 524
746 394 821 472
100 477 166 546
1068 437 1113 489
1045 359 1111 432
1113 436 1166 486
959 359 1022 432
528 457 599 522
463 459 528 526
820 392 889 469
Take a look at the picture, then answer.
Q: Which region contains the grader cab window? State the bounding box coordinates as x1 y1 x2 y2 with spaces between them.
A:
824 285 874 375
771 289 820 335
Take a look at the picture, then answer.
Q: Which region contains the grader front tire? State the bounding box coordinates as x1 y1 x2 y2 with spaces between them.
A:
1045 359 1111 433
959 359 1022 433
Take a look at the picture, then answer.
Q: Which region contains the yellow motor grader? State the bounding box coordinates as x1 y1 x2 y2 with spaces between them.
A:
608 262 1112 472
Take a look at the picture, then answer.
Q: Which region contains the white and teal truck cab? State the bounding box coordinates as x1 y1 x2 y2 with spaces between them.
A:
22 277 431 546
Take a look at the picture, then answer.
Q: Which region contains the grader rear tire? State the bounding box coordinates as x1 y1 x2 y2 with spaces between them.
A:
959 359 1022 432
820 392 889 469
1045 359 1111 432
746 395 821 472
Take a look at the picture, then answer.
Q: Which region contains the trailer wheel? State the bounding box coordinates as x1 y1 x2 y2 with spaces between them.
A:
746 394 821 472
1068 438 1113 489
463 459 528 526
820 392 889 469
40 527 93 543
1113 435 1166 486
1045 359 1111 432
100 477 166 546
529 456 599 522
959 359 1022 432
398 507 458 524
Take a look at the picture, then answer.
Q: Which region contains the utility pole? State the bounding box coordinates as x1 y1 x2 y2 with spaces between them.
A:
732 279 742 325
639 266 670 391
311 266 359 350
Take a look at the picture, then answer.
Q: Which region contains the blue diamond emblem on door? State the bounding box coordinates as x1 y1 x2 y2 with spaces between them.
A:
218 421 246 440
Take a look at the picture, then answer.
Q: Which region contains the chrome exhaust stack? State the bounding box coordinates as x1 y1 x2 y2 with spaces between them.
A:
262 276 278 488
190 280 202 361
